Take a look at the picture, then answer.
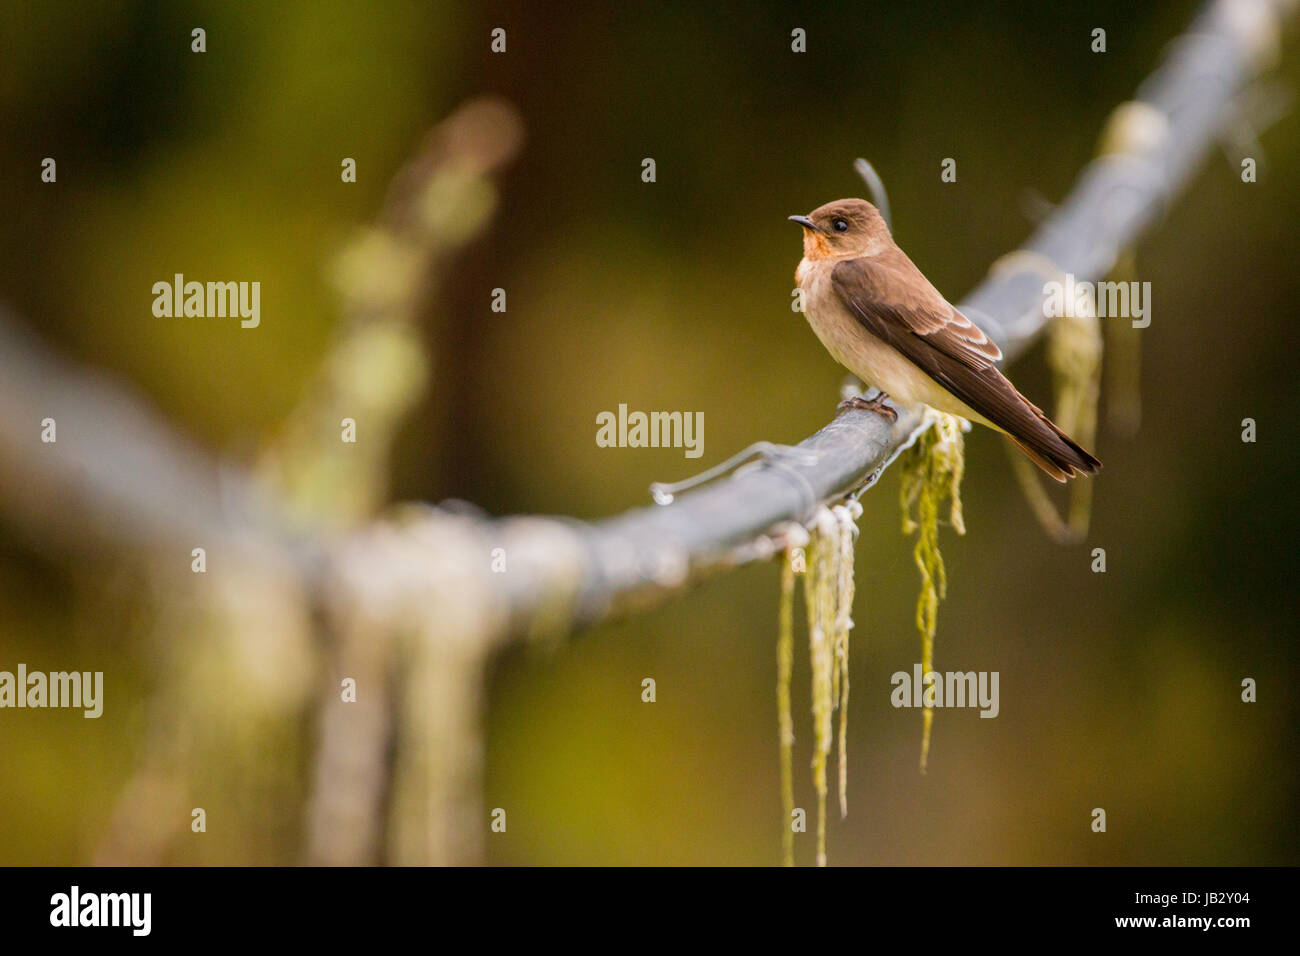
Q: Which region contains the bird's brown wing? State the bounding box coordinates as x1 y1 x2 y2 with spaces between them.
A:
833 247 1001 367
831 250 1100 480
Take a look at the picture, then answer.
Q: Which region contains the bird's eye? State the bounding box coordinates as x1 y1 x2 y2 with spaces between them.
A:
832 218 849 232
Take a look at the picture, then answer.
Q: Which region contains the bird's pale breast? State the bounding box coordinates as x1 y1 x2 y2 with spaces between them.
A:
795 256 988 424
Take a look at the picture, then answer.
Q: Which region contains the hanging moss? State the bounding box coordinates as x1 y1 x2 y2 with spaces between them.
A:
831 503 860 819
803 510 836 866
775 412 964 864
1006 272 1103 543
899 411 967 774
777 549 796 868
1104 249 1141 437
1048 282 1103 538
779 502 860 866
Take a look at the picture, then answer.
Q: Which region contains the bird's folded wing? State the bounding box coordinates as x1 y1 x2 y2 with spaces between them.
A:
831 248 1002 371
831 250 1031 430
831 250 1100 480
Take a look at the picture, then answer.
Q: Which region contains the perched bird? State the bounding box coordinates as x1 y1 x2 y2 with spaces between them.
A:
790 198 1100 481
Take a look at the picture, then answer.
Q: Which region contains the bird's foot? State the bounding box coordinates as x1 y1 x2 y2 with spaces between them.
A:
837 392 898 422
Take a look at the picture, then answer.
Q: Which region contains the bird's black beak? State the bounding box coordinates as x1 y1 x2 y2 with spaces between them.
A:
788 215 818 231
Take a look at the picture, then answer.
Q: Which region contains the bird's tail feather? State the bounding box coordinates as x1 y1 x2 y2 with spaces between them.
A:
1004 406 1102 483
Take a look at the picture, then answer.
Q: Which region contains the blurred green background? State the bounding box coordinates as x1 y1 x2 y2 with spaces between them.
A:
0 0 1297 865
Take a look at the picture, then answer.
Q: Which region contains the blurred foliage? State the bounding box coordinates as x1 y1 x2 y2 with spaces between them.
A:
0 0 1297 864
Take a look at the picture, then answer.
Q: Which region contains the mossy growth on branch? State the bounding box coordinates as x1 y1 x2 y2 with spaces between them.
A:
899 410 967 774
776 410 970 864
778 501 860 867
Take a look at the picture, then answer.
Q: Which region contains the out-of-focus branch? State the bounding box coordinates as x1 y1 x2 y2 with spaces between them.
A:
260 97 523 528
0 98 527 867
299 99 524 865
0 311 313 571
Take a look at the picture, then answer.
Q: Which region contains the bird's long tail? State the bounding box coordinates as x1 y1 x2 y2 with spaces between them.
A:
1002 402 1101 482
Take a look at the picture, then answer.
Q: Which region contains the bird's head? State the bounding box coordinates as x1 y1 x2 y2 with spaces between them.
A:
788 198 891 260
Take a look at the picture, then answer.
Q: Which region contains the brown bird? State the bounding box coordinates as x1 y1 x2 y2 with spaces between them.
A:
790 198 1100 481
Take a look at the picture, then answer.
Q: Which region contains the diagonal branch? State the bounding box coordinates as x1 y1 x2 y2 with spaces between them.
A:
0 0 1291 647
488 0 1295 634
